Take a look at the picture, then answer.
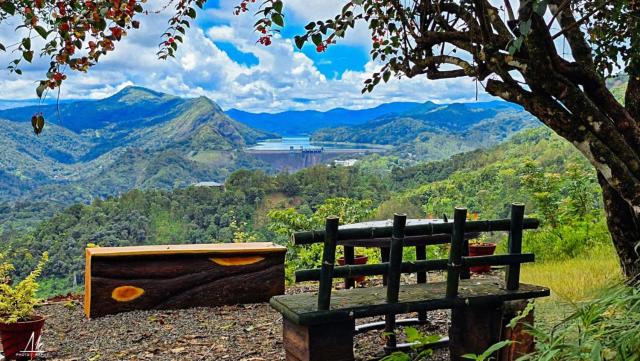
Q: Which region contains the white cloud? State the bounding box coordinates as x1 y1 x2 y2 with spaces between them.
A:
0 2 494 112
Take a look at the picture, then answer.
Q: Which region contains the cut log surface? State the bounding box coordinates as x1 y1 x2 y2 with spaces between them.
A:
85 243 287 318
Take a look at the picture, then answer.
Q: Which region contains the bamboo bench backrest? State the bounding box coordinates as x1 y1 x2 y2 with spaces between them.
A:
291 203 538 310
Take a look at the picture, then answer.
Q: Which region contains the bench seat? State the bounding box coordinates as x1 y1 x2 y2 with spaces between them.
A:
84 242 287 318
271 279 549 326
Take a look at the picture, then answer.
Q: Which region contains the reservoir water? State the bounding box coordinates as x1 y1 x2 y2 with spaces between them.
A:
248 137 382 151
245 137 386 171
248 137 322 151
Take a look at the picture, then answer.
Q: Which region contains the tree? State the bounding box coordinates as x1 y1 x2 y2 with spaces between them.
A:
246 0 640 279
3 0 640 278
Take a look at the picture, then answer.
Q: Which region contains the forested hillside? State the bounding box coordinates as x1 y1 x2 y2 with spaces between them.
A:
0 87 275 227
311 101 539 160
1 126 610 295
226 102 420 135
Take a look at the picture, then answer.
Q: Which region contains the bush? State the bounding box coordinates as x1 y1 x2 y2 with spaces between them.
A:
0 252 48 323
522 282 640 360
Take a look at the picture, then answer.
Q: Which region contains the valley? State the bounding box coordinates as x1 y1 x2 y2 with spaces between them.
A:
0 85 554 295
0 86 539 211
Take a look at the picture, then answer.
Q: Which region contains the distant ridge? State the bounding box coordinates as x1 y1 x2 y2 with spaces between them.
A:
226 102 421 135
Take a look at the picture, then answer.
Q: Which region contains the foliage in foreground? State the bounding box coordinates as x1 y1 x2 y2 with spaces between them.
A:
0 252 48 323
522 282 640 361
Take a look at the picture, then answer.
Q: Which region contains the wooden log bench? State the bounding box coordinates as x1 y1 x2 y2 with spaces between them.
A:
270 204 550 361
84 242 287 318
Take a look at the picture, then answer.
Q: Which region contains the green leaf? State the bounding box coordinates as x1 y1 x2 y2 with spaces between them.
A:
520 20 532 36
533 0 548 16
34 26 49 39
273 0 283 13
0 1 16 15
36 83 46 98
383 70 391 83
462 353 480 360
311 33 322 46
480 340 513 359
0 42 5 52
294 36 305 49
23 51 33 63
271 13 284 27
22 37 31 50
187 7 197 19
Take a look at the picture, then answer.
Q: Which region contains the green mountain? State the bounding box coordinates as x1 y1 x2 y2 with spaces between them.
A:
311 101 538 160
1 126 600 295
226 102 421 135
0 87 274 208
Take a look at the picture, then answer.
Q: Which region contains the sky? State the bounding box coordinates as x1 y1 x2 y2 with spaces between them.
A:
0 0 494 112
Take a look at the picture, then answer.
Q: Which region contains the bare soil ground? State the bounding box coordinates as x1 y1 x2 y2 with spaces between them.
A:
7 273 497 361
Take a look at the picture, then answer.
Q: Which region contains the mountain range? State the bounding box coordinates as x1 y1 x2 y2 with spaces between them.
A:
0 86 540 219
309 101 538 160
226 102 421 136
0 86 273 207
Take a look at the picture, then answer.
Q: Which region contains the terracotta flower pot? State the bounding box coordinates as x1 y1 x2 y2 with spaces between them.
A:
0 316 45 360
337 255 369 283
468 243 497 274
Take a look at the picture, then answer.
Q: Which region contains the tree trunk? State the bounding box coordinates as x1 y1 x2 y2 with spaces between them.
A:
598 173 640 280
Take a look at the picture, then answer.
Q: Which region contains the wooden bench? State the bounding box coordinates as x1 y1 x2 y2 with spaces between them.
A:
84 242 287 318
270 204 550 361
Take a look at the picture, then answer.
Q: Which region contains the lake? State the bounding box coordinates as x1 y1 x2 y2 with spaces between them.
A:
247 137 383 151
245 137 386 172
248 137 322 151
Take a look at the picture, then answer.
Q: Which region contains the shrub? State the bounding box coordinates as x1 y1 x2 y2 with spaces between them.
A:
522 282 640 360
0 252 48 323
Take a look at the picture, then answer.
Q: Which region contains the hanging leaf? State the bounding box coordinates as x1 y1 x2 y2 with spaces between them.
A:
36 83 46 98
273 1 283 13
0 1 16 15
311 33 322 46
34 26 49 39
31 114 45 135
271 13 284 27
23 50 33 62
294 36 305 49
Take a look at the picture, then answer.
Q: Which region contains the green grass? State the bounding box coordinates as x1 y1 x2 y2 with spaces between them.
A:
521 245 622 329
522 245 622 303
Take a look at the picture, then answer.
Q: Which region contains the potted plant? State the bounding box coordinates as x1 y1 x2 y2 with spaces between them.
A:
468 235 496 274
0 252 48 360
337 254 369 283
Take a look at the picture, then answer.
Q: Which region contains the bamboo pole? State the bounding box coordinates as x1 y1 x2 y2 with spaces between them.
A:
446 208 467 298
416 244 427 322
506 203 525 290
294 254 534 282
385 213 407 351
293 218 539 245
317 216 339 310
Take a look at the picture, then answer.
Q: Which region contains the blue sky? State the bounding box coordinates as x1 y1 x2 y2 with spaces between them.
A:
0 0 491 112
